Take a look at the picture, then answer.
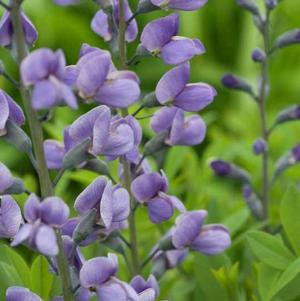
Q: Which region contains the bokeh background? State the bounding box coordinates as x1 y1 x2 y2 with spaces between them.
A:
1 0 300 300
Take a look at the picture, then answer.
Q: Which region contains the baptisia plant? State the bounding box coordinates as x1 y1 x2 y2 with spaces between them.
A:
0 0 230 300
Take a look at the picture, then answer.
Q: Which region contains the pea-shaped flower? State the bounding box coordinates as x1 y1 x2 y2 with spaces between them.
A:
155 63 216 112
0 89 25 136
91 0 138 43
130 275 159 301
6 287 42 301
80 254 139 301
172 211 231 255
75 48 140 108
140 13 205 65
74 176 130 230
69 105 135 157
0 195 22 239
0 10 37 47
20 48 77 110
150 107 206 146
11 194 69 256
131 171 185 223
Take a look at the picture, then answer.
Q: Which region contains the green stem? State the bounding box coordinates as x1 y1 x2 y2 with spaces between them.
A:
118 0 141 275
10 2 74 300
258 8 271 220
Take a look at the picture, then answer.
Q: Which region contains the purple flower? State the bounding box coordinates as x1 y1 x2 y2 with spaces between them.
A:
172 211 231 255
130 275 159 300
141 14 205 65
69 106 135 157
150 107 206 146
20 48 77 110
251 48 266 62
91 0 138 43
253 138 267 155
131 171 185 223
150 0 208 11
75 45 140 108
6 287 42 301
0 162 14 194
11 194 69 256
0 10 37 47
156 63 216 112
0 195 22 239
80 254 139 301
0 89 25 136
74 176 130 230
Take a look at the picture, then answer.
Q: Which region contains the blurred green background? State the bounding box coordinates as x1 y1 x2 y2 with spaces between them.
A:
1 0 300 300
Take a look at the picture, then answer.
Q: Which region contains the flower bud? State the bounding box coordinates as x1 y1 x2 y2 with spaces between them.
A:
63 138 93 170
210 159 251 183
4 177 26 195
237 0 260 16
73 209 97 245
253 138 267 155
221 73 255 97
144 131 169 156
83 159 111 177
274 29 300 49
266 0 278 9
242 185 263 220
142 92 161 108
136 0 159 14
275 105 300 125
251 48 266 62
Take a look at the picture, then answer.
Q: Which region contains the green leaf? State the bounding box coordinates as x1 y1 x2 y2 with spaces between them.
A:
280 185 300 256
246 231 295 270
30 256 54 300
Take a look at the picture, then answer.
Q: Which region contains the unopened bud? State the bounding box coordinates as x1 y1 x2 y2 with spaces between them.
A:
136 0 159 14
266 0 278 9
4 178 26 195
242 185 263 220
144 131 169 156
101 232 125 254
253 138 267 155
274 29 300 50
221 74 255 98
275 105 300 126
237 0 260 16
251 48 266 62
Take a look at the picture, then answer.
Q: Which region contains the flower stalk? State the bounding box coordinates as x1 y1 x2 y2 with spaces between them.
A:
10 1 74 300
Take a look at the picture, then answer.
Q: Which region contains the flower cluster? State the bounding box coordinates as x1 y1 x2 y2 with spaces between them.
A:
0 0 231 300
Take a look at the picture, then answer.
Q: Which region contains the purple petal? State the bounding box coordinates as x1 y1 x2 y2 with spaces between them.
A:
155 63 190 105
0 195 22 238
100 182 114 229
138 289 156 301
54 0 81 5
74 176 107 215
107 71 140 84
24 194 40 222
173 83 217 112
40 197 69 226
64 126 77 152
31 80 58 110
163 193 185 213
0 162 13 193
6 93 25 126
125 116 142 146
21 12 38 45
61 83 78 109
91 10 111 41
131 274 159 297
35 225 59 256
161 37 205 65
79 254 118 288
44 140 65 170
141 13 179 52
61 218 78 237
169 110 206 146
11 223 33 247
165 249 188 268
6 287 42 301
150 107 178 134
62 65 77 86
148 197 174 223
131 173 165 203
111 187 130 222
190 224 231 255
172 210 207 249
151 0 207 10
0 91 9 133
94 78 140 108
124 0 138 42
0 11 12 47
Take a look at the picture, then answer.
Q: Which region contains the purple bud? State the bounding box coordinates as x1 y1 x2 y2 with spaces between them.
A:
150 0 208 11
266 0 278 9
253 138 267 155
237 0 260 16
221 73 254 96
210 160 231 176
242 185 263 220
275 105 300 125
251 48 266 62
275 29 300 49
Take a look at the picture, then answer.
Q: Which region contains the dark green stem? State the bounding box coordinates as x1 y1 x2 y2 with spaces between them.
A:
118 0 141 276
10 1 74 300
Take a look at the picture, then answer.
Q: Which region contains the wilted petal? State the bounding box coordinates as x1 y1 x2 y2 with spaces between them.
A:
40 197 69 226
0 162 13 193
95 78 140 108
74 176 107 215
170 111 206 146
35 225 59 256
131 173 165 202
6 287 42 301
141 13 179 52
31 80 58 110
150 107 178 134
91 10 111 41
172 210 207 249
161 37 205 65
0 195 22 238
155 63 190 105
80 254 118 288
173 83 216 112
190 224 231 255
44 140 65 170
